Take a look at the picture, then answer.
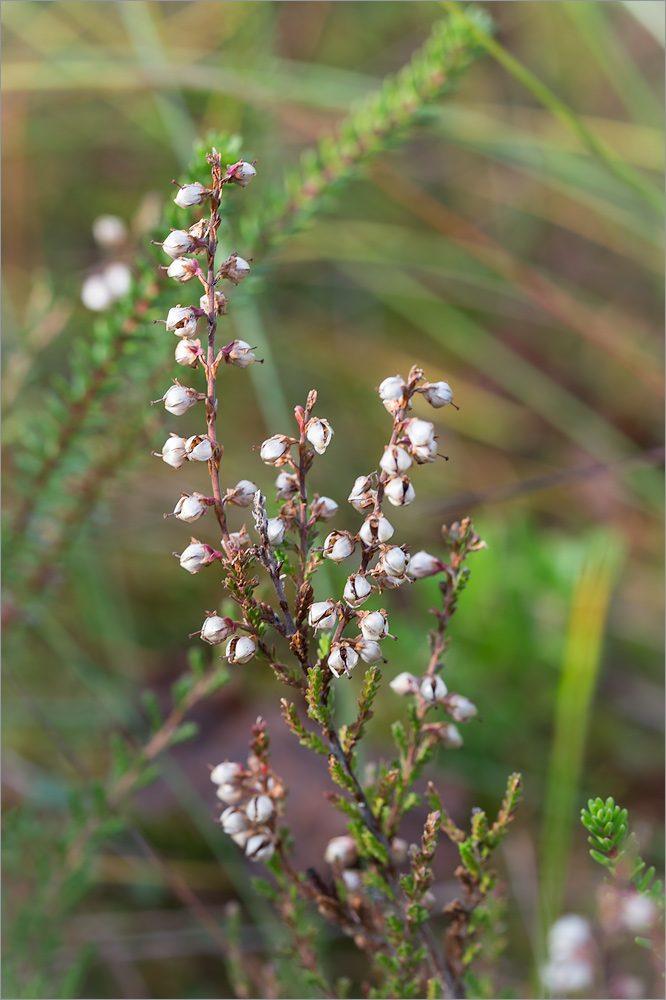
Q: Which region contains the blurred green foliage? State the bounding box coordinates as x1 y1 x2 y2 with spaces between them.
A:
2 2 663 997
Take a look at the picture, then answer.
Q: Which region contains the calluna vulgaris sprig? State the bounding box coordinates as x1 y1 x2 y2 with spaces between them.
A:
153 149 517 999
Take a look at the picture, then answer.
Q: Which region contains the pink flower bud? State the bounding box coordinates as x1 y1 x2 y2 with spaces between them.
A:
174 493 209 522
443 694 478 722
359 514 394 547
245 831 275 861
343 574 372 608
260 435 290 465
246 794 274 823
359 610 389 642
220 806 249 835
390 672 419 696
421 381 453 408
166 305 199 338
308 600 338 632
161 230 197 259
324 835 357 866
178 541 214 574
323 531 356 563
420 675 448 703
328 642 359 678
227 480 258 507
306 417 334 455
384 476 415 507
185 434 214 462
166 257 200 282
210 761 243 785
158 434 188 468
174 338 201 368
174 181 210 208
229 160 257 187
201 615 234 645
379 445 412 475
310 496 338 521
378 375 406 401
225 634 257 664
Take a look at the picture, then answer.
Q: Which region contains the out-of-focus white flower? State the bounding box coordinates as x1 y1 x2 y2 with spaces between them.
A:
378 375 406 401
157 434 188 468
178 541 214 574
174 181 210 208
391 837 409 863
384 475 415 507
341 869 363 891
201 615 234 645
161 229 197 258
266 517 287 546
226 480 258 507
389 672 419 696
219 806 249 835
260 435 290 465
323 531 356 563
92 214 127 248
167 257 200 282
548 915 593 961
174 338 202 368
379 445 412 476
245 831 275 861
328 642 359 678
103 262 131 298
185 434 214 462
306 417 333 455
343 574 372 607
310 496 338 521
443 693 478 722
420 675 448 703
358 610 389 642
620 893 657 932
173 493 209 522
356 639 383 664
166 305 199 338
246 795 274 823
229 160 257 187
348 475 376 512
210 761 242 785
407 551 446 579
359 514 394 547
324 835 357 866
420 381 453 408
308 600 338 632
441 724 463 749
216 783 244 804
225 635 257 664
81 263 131 311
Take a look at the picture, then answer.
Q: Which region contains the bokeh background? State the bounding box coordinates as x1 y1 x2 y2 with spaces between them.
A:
2 2 664 998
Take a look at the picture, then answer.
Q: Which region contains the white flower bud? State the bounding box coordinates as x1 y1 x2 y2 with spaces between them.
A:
391 837 409 863
308 600 338 632
166 305 199 338
216 783 244 804
227 480 258 507
420 675 448 703
620 893 657 932
421 380 453 408
324 835 357 867
380 546 409 579
411 439 438 465
246 794 274 824
81 272 113 312
220 806 249 835
328 642 359 678
356 639 383 664
359 610 389 642
384 476 415 507
185 434 214 462
162 384 198 415
179 542 213 574
230 160 257 187
348 475 376 512
201 615 234 645
220 254 251 285
174 338 201 368
260 435 290 465
341 869 362 891
225 634 257 664
199 291 228 316
231 830 250 848
343 574 372 608
227 340 256 368
210 761 243 785
359 514 394 547
266 517 287 546
92 214 127 248
245 831 275 861
275 472 299 500
174 493 209 523
379 445 412 475
378 375 406 401
441 724 463 749
323 531 356 563
444 694 478 722
166 257 199 282
162 229 197 259
404 418 436 448
306 417 334 455
407 551 445 579
310 496 338 521
174 181 210 208
158 434 188 468
389 672 420 696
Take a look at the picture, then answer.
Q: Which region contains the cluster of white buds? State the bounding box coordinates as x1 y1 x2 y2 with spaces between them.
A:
388 670 477 747
210 756 277 862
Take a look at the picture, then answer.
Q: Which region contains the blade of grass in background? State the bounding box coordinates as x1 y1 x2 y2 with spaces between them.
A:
537 531 623 970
